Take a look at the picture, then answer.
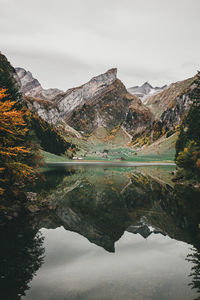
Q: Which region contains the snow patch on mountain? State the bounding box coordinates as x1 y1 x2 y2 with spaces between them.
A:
128 82 167 103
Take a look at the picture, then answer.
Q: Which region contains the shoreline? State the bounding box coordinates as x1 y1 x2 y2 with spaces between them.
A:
46 161 176 167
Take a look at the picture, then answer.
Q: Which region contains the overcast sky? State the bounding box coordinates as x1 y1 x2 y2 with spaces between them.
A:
0 0 199 90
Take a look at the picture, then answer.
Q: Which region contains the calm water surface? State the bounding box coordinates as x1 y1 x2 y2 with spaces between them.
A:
1 165 200 300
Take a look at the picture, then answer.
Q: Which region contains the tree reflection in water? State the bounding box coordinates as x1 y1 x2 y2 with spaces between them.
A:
1 166 200 299
187 248 200 300
175 184 200 300
0 216 44 300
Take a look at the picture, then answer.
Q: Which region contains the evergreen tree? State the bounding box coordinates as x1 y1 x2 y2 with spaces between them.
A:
175 126 187 159
175 72 200 181
0 53 21 102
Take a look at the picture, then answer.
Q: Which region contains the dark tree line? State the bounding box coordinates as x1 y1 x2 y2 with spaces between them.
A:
30 114 75 155
175 73 200 180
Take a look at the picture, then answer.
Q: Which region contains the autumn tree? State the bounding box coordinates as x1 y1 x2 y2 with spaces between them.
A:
0 88 40 198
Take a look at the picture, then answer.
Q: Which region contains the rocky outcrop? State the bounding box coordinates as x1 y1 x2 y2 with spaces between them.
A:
146 75 198 136
146 76 196 119
15 67 62 100
21 68 152 138
23 68 118 124
122 98 152 137
159 93 193 129
67 77 152 137
54 68 118 120
13 57 198 145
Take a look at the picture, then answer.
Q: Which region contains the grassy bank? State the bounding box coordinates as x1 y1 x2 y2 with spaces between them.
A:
42 133 176 163
41 150 70 163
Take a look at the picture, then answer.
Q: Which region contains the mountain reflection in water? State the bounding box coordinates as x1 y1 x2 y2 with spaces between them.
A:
1 165 200 300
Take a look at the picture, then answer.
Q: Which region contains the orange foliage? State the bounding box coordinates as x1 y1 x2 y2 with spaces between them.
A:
196 159 200 169
0 88 35 195
0 89 8 100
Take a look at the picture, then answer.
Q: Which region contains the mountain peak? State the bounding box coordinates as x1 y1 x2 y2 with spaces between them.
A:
128 81 167 102
142 82 153 89
107 68 117 75
15 67 62 100
16 67 41 90
89 68 117 86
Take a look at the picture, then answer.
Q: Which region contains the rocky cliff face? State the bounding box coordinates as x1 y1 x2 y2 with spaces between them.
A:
12 57 198 146
55 68 118 119
145 75 198 135
146 76 196 119
159 93 193 129
132 74 200 147
22 68 152 138
15 67 62 100
67 76 152 137
23 68 118 123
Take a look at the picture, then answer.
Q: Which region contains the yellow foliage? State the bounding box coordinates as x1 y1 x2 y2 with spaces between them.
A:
197 159 200 169
108 135 115 140
0 187 5 195
0 88 35 196
111 128 117 134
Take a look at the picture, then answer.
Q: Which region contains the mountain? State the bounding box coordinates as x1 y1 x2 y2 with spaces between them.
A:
67 72 152 138
146 76 196 119
1 50 200 176
127 73 200 158
128 82 167 102
20 68 118 123
20 68 152 140
146 75 198 138
15 67 62 100
0 53 75 157
0 49 195 158
123 73 199 155
14 62 199 154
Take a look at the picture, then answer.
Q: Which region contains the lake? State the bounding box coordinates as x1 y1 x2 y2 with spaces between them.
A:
1 164 200 300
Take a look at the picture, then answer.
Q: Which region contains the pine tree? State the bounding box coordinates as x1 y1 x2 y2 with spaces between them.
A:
175 72 200 180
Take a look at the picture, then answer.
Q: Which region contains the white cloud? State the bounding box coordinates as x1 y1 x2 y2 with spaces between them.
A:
0 0 200 89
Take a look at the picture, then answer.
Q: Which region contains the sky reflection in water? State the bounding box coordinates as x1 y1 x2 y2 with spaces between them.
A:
2 165 200 300
24 227 194 300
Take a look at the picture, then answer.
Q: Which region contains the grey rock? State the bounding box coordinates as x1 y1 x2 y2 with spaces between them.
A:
128 82 167 102
20 68 118 125
15 67 62 100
